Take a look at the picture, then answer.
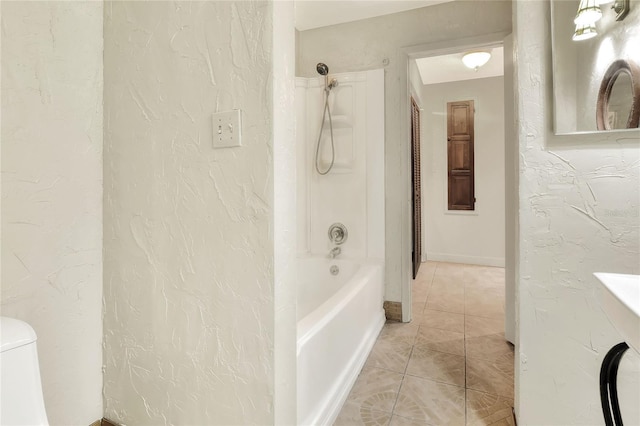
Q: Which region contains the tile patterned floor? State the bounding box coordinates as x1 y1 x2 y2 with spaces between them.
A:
334 261 515 426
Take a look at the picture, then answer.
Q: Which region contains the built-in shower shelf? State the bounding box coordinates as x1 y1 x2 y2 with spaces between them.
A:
324 115 352 129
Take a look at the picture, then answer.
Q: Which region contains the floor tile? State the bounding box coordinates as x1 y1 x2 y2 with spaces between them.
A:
415 262 437 283
412 301 426 317
347 367 404 413
466 353 514 399
464 266 505 290
430 278 466 295
335 261 514 426
465 315 505 338
421 309 465 333
466 333 513 361
334 400 392 426
465 289 504 319
379 321 420 346
389 414 427 426
466 389 515 426
426 292 465 314
406 346 465 386
413 288 429 303
393 375 465 425
432 263 469 288
412 282 430 298
415 326 465 356
365 339 412 374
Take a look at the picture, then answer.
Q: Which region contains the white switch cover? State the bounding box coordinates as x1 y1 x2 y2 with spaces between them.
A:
212 109 242 148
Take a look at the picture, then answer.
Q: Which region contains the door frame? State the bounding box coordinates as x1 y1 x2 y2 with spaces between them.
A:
398 31 512 324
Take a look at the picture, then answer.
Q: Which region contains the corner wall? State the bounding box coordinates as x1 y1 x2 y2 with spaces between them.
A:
1 2 104 424
297 1 512 303
103 2 284 424
421 77 505 267
514 1 640 423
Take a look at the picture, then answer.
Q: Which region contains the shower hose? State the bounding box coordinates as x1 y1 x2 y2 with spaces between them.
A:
315 86 335 175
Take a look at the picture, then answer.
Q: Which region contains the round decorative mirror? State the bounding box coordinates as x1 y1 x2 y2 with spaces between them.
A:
596 59 640 130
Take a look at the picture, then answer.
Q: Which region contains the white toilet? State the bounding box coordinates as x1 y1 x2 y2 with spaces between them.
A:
0 317 49 426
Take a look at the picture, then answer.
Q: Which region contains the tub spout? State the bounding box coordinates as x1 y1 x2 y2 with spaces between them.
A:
329 247 341 258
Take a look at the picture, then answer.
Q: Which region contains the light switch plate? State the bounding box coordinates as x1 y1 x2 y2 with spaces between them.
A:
212 109 242 148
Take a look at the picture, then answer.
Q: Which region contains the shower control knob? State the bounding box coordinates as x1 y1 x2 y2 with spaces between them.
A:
328 223 348 245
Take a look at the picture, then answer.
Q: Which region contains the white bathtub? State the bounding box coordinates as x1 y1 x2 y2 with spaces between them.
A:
297 257 385 426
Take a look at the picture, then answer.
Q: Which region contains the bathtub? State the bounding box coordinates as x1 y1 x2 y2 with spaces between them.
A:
297 257 385 426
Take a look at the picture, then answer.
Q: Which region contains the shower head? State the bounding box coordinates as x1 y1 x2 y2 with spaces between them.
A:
316 63 329 76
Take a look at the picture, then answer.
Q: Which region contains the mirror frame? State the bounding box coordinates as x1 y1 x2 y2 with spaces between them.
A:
596 59 640 130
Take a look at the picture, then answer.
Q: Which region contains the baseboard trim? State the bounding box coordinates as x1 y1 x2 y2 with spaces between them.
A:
383 301 402 322
425 252 505 267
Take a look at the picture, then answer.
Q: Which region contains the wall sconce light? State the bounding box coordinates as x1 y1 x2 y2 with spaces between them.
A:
612 0 630 20
575 0 602 25
573 23 599 41
461 51 491 71
598 0 631 20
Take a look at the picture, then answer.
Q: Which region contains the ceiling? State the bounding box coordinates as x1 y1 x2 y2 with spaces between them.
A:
415 46 504 86
295 0 453 31
294 1 503 86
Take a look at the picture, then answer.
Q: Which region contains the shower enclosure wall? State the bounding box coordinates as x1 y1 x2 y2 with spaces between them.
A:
295 69 385 425
296 69 385 259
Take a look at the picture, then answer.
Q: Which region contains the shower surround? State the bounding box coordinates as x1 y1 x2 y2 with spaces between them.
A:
295 70 385 260
295 69 385 424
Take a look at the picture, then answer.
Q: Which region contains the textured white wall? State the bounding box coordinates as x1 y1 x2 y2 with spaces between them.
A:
0 2 104 424
297 1 512 302
515 1 640 424
103 2 284 424
421 77 505 266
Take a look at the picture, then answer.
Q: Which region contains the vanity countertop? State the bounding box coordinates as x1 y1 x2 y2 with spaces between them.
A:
594 273 640 355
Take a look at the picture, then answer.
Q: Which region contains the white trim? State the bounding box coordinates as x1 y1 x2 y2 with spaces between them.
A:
426 252 505 268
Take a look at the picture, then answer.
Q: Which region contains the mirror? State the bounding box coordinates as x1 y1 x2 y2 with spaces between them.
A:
596 60 640 130
550 0 640 134
608 73 633 128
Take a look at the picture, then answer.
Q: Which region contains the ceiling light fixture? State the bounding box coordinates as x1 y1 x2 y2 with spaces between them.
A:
462 51 491 71
572 23 598 41
575 0 603 25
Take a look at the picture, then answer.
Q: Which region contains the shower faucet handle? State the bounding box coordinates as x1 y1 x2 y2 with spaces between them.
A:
328 223 348 245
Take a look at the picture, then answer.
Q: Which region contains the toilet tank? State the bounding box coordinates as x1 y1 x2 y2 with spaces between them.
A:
0 317 49 426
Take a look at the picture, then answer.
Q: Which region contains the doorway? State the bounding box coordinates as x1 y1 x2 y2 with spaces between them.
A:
400 34 516 346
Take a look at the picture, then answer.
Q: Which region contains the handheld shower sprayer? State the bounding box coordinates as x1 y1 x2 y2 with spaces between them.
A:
316 63 329 76
314 63 337 175
316 62 338 92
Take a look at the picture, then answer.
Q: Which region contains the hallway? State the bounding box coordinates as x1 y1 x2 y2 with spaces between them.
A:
335 261 515 425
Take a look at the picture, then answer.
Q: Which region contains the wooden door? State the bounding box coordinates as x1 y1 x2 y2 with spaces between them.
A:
411 98 422 279
447 100 475 210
